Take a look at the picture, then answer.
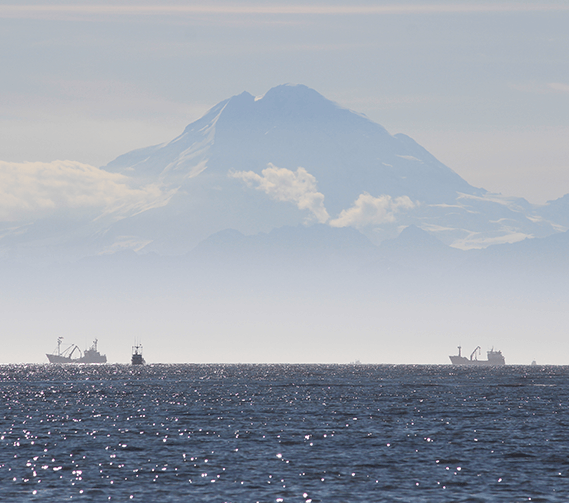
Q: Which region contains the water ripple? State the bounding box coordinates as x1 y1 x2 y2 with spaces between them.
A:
1 364 568 501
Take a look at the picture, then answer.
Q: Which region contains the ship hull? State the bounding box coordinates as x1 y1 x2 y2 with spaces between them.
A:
131 354 145 365
449 356 504 366
46 354 74 364
46 353 107 364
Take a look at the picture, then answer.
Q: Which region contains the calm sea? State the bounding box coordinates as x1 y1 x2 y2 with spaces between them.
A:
1 364 567 502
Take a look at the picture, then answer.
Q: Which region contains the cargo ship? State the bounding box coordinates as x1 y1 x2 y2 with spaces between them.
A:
449 346 505 366
46 337 107 364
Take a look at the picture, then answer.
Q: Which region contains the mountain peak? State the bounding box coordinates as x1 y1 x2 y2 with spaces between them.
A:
211 84 343 125
256 84 343 120
226 90 255 105
261 83 327 102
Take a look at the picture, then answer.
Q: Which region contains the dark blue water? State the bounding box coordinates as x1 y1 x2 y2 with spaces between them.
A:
1 364 568 502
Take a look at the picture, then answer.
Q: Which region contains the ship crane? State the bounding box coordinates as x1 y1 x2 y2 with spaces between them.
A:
68 345 82 359
470 346 481 361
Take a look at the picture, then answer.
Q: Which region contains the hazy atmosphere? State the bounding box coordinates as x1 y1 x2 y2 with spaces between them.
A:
2 1 569 364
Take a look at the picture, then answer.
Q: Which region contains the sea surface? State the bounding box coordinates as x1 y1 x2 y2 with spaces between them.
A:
1 364 568 502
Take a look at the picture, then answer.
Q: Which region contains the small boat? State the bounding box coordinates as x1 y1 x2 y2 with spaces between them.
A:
46 337 107 364
131 344 145 365
449 346 505 366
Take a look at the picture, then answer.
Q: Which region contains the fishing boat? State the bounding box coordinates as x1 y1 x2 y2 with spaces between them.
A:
449 346 505 366
46 337 107 363
131 343 145 365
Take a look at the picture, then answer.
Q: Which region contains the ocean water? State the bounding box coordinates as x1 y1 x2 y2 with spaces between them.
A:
1 364 568 502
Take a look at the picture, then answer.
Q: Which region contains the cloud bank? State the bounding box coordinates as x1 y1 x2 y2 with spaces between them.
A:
330 193 415 228
0 160 174 222
230 164 330 223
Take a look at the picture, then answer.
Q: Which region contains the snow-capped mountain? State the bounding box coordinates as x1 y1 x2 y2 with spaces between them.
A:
101 84 560 253
106 84 476 209
1 84 566 264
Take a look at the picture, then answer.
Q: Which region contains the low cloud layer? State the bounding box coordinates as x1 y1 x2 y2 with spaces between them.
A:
330 192 415 228
548 82 569 94
230 164 330 223
0 160 175 222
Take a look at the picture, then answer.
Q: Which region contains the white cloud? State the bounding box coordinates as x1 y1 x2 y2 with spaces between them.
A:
230 164 330 223
457 192 527 212
0 160 175 222
329 193 415 228
450 231 531 250
548 82 569 94
99 236 155 255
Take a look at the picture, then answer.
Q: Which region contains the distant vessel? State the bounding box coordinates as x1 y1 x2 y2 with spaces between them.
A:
46 337 107 364
449 346 505 366
131 344 145 365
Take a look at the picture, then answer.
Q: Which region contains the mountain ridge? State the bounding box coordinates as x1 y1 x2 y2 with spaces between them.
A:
98 83 562 254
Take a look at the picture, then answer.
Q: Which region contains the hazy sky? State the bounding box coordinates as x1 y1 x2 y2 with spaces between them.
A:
2 0 569 204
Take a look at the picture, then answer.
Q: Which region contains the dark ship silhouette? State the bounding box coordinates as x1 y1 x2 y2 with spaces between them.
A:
46 337 107 363
449 346 505 366
131 343 145 365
